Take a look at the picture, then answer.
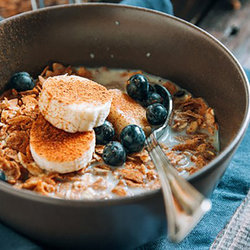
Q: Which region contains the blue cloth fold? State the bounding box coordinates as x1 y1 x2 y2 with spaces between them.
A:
120 0 173 15
0 1 249 249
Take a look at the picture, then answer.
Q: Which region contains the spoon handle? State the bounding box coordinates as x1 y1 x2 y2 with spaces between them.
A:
146 134 211 242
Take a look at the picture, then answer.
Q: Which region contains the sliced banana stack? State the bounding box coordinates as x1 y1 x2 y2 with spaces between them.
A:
30 74 112 174
39 75 112 133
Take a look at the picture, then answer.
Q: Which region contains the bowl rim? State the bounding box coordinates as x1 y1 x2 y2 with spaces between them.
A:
0 3 249 206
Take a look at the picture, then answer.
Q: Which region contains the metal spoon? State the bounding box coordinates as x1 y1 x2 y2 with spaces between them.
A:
145 85 212 243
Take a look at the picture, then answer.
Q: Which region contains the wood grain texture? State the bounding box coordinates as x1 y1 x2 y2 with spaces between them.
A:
199 0 250 69
171 0 217 23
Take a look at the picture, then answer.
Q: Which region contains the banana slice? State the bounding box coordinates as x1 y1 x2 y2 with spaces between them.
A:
30 115 95 174
39 75 112 133
108 89 151 135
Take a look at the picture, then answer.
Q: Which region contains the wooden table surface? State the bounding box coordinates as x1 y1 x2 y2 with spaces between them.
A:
173 0 250 69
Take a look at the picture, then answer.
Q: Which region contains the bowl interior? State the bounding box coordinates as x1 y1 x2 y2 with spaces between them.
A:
0 4 249 167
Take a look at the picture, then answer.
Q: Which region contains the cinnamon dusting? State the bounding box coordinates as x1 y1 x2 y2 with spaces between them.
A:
30 115 95 162
108 89 150 135
42 75 111 106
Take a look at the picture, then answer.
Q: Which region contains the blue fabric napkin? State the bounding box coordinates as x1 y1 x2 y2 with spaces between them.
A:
0 1 250 249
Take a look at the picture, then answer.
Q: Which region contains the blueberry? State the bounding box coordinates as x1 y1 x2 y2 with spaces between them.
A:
126 74 149 101
94 121 115 145
143 92 163 107
120 125 146 153
9 72 35 92
146 103 168 126
174 89 186 98
102 141 126 166
154 84 171 109
0 170 6 182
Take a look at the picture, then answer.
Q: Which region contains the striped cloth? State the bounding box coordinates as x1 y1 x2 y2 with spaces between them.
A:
211 190 250 250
